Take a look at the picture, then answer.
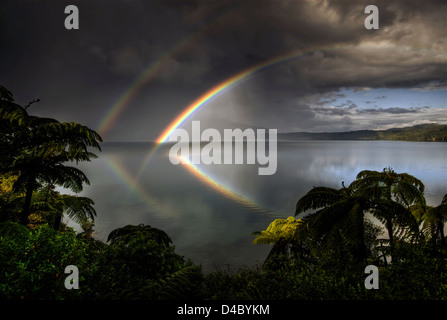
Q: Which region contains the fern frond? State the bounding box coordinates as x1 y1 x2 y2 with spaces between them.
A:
157 266 203 300
60 195 96 222
107 224 173 247
296 186 341 214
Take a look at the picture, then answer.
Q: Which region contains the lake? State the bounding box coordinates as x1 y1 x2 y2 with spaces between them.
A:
74 140 447 271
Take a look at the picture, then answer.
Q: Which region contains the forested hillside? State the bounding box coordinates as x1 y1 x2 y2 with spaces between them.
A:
280 124 447 142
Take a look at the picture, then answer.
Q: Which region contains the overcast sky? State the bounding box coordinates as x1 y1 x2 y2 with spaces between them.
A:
1 0 446 141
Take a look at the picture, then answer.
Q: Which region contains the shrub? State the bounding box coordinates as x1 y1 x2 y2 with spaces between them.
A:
0 224 93 299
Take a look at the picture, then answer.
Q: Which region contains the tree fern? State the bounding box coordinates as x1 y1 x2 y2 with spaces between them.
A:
157 265 203 300
412 194 447 248
60 195 96 223
252 217 303 264
353 167 425 208
107 224 173 247
1 88 101 225
252 216 301 245
296 186 344 214
350 168 424 260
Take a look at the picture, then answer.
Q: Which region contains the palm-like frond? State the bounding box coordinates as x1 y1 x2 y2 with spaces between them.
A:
251 231 280 245
441 194 447 206
32 121 102 152
393 179 426 208
107 224 173 247
59 195 96 223
308 197 367 255
354 168 425 207
374 200 419 231
157 266 203 300
414 194 447 245
252 216 301 245
293 181 374 261
295 186 344 214
291 169 430 263
0 85 15 102
352 172 383 189
50 165 90 193
1 86 102 225
351 167 425 259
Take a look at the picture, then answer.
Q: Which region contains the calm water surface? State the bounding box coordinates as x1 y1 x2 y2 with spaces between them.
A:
75 140 447 270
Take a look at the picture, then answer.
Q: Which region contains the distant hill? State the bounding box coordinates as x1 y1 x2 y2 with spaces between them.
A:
279 123 447 142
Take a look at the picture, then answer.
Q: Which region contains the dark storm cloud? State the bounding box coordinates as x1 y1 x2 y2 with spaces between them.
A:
0 0 446 139
359 107 421 114
52 0 447 89
312 106 353 116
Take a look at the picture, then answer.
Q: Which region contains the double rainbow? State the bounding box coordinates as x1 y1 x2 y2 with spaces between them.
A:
136 49 314 179
96 42 437 215
98 47 321 214
155 50 311 144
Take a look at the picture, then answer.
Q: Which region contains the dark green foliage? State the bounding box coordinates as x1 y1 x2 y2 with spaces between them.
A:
295 183 376 262
293 168 426 264
157 265 204 300
201 245 447 300
280 123 447 142
107 223 172 247
376 123 447 142
0 221 30 238
377 242 447 299
90 224 203 300
414 194 447 251
0 219 446 300
0 85 101 226
0 223 92 299
0 223 205 300
252 216 302 265
28 184 96 230
202 265 265 300
109 232 183 281
244 168 447 300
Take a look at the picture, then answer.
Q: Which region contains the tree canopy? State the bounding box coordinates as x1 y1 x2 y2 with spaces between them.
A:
0 85 101 228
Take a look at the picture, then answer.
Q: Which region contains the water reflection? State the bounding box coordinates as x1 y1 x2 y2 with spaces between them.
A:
76 140 447 270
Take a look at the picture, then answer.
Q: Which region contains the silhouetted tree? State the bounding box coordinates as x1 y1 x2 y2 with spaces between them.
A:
295 183 372 262
351 168 423 259
107 223 173 247
0 85 101 226
413 193 447 250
